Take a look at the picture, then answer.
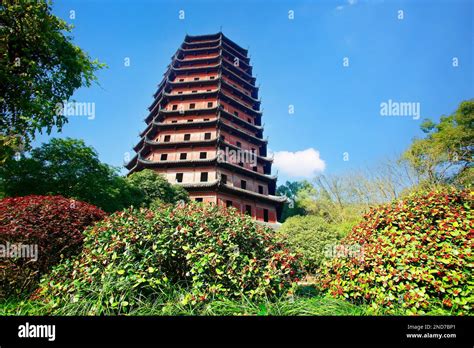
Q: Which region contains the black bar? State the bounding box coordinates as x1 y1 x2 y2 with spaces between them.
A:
0 316 472 347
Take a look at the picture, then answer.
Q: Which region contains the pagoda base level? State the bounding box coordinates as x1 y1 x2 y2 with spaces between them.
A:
188 191 278 223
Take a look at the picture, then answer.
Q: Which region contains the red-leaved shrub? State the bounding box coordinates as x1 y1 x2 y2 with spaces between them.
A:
318 188 473 315
0 195 106 298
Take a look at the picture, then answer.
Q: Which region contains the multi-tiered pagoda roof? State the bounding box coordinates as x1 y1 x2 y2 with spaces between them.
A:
126 32 286 223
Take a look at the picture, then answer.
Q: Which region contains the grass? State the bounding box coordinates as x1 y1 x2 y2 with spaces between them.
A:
199 295 370 316
0 295 370 316
0 283 380 316
0 283 458 316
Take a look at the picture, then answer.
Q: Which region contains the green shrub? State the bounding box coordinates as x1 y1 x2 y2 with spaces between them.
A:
278 215 344 273
0 195 106 298
35 202 303 314
318 188 473 315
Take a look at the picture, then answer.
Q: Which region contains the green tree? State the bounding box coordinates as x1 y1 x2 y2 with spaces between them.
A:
276 180 312 221
295 176 362 225
294 157 424 226
402 99 473 188
0 138 138 212
0 0 104 158
277 215 343 273
125 169 189 207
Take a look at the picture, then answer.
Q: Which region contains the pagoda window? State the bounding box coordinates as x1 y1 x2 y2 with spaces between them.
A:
160 154 168 161
207 102 213 107
184 134 191 141
252 166 258 172
203 118 210 121
247 118 252 123
234 111 239 117
236 141 241 148
251 148 256 153
206 89 211 92
164 135 171 142
172 105 178 110
178 91 183 94
192 90 197 93
204 133 211 140
241 180 247 190
226 200 233 208
221 174 227 184
210 76 215 80
190 103 196 109
187 119 193 122
180 153 187 160
200 172 208 182
176 173 183 183
258 185 264 194
172 120 178 123
263 209 269 222
221 135 226 141
179 78 185 82
195 197 203 202
245 205 252 215
199 152 207 159
238 162 243 167
194 77 200 81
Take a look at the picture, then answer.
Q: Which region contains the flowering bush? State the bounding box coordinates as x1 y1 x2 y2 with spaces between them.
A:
0 195 106 298
37 202 303 314
318 189 473 315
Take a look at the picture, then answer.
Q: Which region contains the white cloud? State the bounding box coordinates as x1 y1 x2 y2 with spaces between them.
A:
273 148 325 178
336 0 358 11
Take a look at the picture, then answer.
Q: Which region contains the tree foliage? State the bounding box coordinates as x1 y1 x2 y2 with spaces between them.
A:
0 138 190 212
125 169 189 207
0 138 137 212
292 157 425 226
402 99 473 188
276 180 312 221
277 215 344 273
0 0 104 155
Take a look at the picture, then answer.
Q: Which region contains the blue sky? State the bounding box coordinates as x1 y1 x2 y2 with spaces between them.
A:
35 0 473 184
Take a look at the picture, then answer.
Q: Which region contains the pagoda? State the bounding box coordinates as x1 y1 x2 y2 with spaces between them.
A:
125 33 286 223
